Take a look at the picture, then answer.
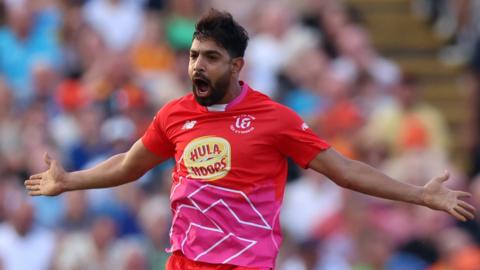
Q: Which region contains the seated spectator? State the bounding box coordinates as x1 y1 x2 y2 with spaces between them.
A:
54 214 118 270
331 24 400 90
165 0 198 51
82 0 144 52
132 16 174 74
430 228 480 270
138 195 171 270
0 2 61 107
0 185 56 270
362 73 450 157
316 71 364 159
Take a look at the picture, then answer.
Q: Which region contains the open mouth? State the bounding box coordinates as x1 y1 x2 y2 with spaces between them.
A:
193 77 211 97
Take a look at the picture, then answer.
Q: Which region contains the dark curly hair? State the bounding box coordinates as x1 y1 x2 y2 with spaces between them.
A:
193 9 249 58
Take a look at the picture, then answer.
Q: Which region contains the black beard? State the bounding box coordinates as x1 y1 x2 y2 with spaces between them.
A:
192 71 231 106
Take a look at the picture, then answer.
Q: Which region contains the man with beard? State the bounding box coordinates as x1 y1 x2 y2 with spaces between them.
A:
25 9 475 270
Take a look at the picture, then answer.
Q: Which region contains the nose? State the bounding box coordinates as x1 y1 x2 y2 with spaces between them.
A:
192 56 205 73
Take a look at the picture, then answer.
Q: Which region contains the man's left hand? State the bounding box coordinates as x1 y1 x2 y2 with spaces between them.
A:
422 171 476 222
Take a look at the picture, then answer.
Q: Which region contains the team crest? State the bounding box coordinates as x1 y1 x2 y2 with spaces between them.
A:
230 114 255 134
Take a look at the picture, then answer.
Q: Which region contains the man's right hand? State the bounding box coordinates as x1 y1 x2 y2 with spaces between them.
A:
24 153 67 196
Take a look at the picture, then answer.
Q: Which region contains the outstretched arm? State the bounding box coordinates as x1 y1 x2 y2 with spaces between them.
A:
24 140 167 196
308 148 475 222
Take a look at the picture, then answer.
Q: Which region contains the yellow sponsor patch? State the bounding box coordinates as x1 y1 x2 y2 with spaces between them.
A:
183 136 231 181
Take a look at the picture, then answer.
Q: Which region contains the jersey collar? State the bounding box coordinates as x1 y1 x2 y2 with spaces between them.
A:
205 81 249 112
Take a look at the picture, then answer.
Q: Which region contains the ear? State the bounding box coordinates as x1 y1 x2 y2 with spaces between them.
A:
231 57 245 75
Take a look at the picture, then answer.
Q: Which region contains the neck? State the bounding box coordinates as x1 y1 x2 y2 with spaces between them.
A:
217 80 241 104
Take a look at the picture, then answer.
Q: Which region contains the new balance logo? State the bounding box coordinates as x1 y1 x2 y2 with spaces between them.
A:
182 120 197 130
301 122 309 131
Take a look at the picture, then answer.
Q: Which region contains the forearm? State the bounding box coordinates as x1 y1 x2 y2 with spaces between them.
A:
340 160 425 205
64 153 144 191
310 148 475 221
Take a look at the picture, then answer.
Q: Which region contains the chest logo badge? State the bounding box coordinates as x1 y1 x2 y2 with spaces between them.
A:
230 114 255 134
183 136 231 181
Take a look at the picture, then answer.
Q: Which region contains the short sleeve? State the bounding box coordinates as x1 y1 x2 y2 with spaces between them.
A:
276 107 330 168
141 108 175 159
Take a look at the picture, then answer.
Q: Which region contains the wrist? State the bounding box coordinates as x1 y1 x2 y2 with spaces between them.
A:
417 185 428 206
62 172 73 193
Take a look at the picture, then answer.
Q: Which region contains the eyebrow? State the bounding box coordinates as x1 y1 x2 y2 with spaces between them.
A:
190 49 222 56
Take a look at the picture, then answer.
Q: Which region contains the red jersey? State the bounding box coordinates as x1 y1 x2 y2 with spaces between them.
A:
142 81 329 269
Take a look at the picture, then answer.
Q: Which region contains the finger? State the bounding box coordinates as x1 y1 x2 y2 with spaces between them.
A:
447 208 466 222
25 185 40 191
24 179 41 186
44 152 52 166
436 170 450 183
456 191 471 199
29 174 43 180
458 201 476 213
28 190 42 196
455 206 475 220
24 181 40 189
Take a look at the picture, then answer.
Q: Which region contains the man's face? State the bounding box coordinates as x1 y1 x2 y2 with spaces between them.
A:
188 38 234 106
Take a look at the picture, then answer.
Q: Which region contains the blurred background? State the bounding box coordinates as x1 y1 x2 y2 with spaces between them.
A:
0 0 480 269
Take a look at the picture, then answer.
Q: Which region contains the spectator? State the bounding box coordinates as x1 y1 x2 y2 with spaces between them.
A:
164 0 198 51
362 73 450 157
138 195 171 270
331 25 400 90
430 227 480 270
316 71 364 159
280 48 329 122
83 0 144 52
59 190 93 232
0 2 61 107
54 214 118 270
66 105 107 171
245 1 319 98
281 169 343 243
0 185 56 270
0 78 22 172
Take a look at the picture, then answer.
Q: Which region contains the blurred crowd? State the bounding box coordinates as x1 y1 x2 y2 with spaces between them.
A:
412 0 480 66
0 0 479 269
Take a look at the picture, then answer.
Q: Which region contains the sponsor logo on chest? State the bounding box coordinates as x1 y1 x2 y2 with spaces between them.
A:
183 136 231 181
